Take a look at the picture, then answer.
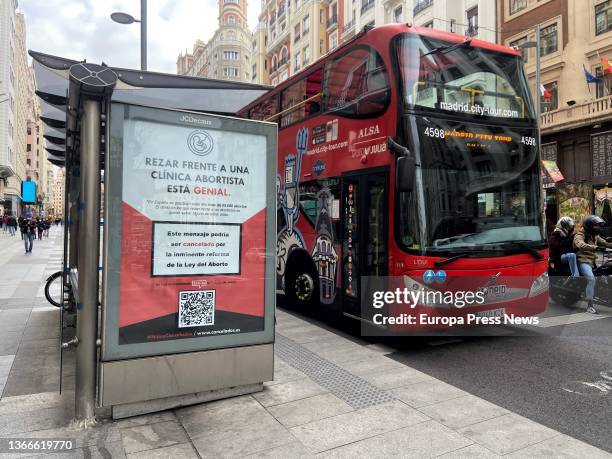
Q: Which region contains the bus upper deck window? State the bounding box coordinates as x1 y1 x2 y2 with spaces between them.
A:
325 46 390 117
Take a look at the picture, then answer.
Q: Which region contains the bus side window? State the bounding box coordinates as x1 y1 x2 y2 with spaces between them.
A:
280 69 323 127
324 46 390 117
249 95 280 122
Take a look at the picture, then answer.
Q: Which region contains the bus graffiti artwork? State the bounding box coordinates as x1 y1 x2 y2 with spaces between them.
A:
276 128 308 294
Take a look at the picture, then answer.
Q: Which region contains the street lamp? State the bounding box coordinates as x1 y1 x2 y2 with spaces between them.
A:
517 25 542 151
110 0 147 71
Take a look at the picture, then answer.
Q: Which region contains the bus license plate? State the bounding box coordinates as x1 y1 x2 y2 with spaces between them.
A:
475 308 505 318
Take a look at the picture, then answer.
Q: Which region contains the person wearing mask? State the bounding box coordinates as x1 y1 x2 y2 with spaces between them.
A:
20 218 36 254
549 216 578 277
574 215 612 314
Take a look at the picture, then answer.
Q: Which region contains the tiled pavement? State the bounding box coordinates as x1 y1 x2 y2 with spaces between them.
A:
0 228 609 457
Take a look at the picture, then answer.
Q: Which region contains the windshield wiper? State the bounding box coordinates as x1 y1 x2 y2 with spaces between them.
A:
504 241 543 260
434 252 474 268
422 38 472 57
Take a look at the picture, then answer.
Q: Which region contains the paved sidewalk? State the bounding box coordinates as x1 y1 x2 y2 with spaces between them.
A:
0 227 609 457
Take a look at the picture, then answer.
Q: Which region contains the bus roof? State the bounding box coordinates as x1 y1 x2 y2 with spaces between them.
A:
239 23 520 114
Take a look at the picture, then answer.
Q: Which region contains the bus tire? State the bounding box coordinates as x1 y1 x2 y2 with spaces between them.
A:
285 252 319 310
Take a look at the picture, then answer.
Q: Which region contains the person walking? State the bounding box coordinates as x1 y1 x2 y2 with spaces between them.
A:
8 215 17 237
18 217 24 240
2 214 8 233
36 217 44 240
574 215 612 314
20 218 36 254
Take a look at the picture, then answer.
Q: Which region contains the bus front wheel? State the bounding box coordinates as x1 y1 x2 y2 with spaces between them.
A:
286 262 319 310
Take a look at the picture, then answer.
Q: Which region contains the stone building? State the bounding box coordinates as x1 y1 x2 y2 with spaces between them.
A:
499 0 612 235
177 0 253 82
251 0 498 86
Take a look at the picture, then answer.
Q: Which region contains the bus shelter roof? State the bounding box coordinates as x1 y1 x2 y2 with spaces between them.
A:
29 50 270 168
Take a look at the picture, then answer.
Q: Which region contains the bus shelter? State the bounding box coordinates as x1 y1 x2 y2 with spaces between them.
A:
30 51 276 423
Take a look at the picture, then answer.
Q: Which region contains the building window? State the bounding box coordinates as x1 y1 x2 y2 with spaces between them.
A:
414 0 432 16
27 144 31 152
227 15 236 25
596 1 612 35
540 23 558 56
224 0 239 3
320 9 324 23
595 67 606 98
294 51 301 71
542 81 558 111
223 67 239 77
303 15 310 33
394 5 403 22
223 51 239 60
361 0 375 14
294 23 301 41
510 36 529 62
331 33 338 49
466 7 478 36
303 45 310 64
320 39 324 54
510 0 527 15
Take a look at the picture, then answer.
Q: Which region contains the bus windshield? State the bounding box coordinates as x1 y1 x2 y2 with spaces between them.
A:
397 34 535 121
395 35 544 255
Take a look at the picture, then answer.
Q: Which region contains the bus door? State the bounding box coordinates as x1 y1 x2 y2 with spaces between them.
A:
341 168 388 320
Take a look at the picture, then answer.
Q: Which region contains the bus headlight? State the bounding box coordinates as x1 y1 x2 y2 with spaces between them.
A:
528 272 549 298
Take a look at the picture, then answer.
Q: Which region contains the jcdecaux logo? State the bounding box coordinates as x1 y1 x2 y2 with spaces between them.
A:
424 269 446 284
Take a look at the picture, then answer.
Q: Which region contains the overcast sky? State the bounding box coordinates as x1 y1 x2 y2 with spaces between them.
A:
19 0 261 74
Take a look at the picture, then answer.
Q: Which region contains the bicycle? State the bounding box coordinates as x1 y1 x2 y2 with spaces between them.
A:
44 270 71 308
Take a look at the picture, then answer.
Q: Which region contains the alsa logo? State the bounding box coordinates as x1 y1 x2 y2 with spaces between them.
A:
358 125 380 138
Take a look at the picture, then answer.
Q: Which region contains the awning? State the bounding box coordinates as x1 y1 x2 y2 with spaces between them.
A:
541 160 564 184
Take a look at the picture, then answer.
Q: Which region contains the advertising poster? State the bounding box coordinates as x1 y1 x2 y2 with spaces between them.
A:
104 104 276 360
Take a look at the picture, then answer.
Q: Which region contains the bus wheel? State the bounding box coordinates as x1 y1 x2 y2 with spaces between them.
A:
287 266 319 310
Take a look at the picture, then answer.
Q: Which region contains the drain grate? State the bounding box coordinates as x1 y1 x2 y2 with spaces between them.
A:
275 333 394 410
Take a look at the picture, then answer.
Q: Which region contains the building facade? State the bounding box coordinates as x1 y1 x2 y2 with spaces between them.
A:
0 0 18 215
251 0 498 86
50 167 64 218
499 0 612 236
26 66 48 214
177 0 253 82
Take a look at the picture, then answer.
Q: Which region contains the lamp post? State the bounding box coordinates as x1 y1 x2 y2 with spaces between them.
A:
110 0 147 71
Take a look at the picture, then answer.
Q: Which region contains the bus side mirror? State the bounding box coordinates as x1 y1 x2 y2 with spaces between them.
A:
396 156 416 193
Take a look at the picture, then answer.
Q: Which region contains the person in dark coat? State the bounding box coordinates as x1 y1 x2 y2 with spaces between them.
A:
548 216 578 276
20 218 36 253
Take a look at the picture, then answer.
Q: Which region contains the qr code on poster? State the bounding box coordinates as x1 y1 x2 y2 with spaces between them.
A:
178 290 215 328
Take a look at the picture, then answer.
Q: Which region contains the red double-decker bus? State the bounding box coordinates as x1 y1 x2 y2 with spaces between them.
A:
238 24 549 328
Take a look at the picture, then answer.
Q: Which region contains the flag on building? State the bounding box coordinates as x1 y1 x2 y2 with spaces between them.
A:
540 84 552 100
601 57 612 75
584 65 603 83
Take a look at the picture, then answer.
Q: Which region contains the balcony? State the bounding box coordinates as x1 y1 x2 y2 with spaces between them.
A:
327 14 338 30
361 0 374 14
541 94 612 134
413 0 432 16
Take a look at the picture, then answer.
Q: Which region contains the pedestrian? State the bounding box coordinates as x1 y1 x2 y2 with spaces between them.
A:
2 214 7 232
20 218 36 253
44 218 51 237
8 214 17 237
18 217 24 240
36 217 44 240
